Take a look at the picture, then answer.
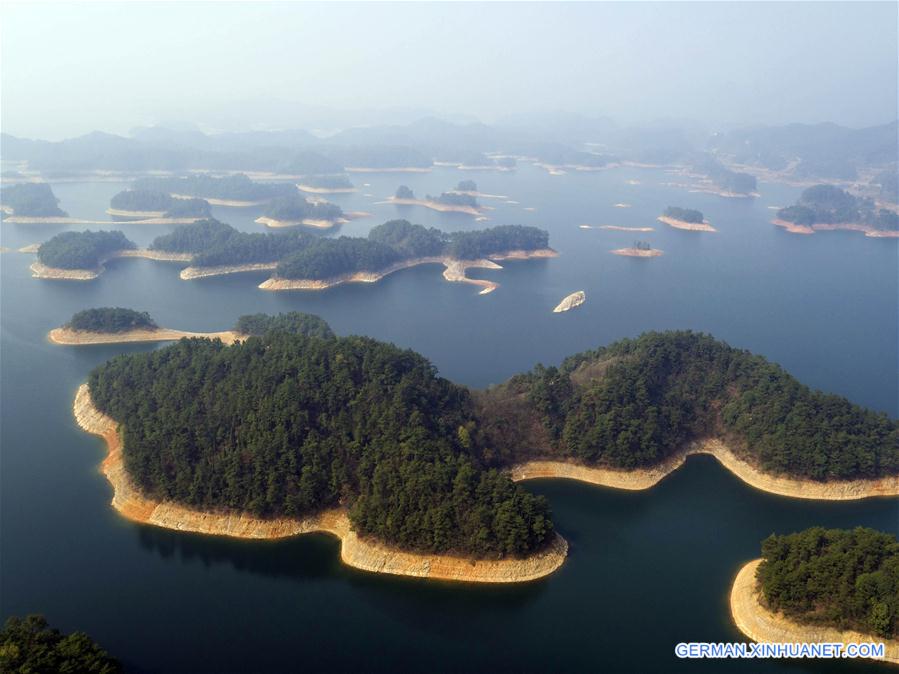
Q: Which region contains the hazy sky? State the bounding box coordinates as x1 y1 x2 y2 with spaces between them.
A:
2 2 897 139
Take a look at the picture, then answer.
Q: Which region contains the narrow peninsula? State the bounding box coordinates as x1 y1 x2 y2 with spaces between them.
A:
731 528 899 665
386 185 486 217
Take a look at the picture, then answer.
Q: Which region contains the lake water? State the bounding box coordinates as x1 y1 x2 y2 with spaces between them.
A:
1 165 896 673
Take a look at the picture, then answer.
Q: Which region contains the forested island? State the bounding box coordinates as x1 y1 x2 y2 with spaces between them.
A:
108 189 211 219
731 527 899 664
256 193 345 228
0 614 122 674
690 155 758 196
0 182 68 217
133 173 296 205
659 206 716 232
611 240 663 257
296 174 355 193
74 329 897 582
52 309 333 345
775 184 899 237
34 230 136 278
389 185 484 215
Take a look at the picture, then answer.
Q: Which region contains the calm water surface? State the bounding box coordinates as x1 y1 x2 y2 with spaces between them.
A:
1 165 896 672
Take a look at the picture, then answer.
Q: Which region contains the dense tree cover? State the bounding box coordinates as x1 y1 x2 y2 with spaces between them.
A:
276 222 549 279
163 197 212 218
777 185 899 230
0 614 122 674
395 185 415 199
301 174 354 189
150 219 315 267
133 173 295 201
874 169 898 203
234 312 335 339
277 237 402 279
278 151 344 176
446 225 549 260
758 527 898 638
633 240 652 251
484 331 898 479
88 332 552 556
429 192 479 208
0 182 67 217
263 193 343 222
110 189 173 212
38 230 136 270
664 206 704 223
537 149 616 168
367 219 446 258
456 180 478 192
68 308 157 333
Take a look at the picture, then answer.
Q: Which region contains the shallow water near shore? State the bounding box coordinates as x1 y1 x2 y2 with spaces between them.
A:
1 165 897 672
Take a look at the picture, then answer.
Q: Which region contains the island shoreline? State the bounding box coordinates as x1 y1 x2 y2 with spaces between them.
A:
73 385 568 584
730 559 899 665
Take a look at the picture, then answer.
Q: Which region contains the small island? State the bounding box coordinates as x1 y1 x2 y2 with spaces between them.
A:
658 206 717 232
386 185 486 216
553 291 586 313
255 193 346 229
731 527 898 664
31 230 137 280
49 309 334 345
107 189 211 221
0 182 68 220
73 330 897 584
133 173 296 206
449 180 508 200
611 241 663 257
296 174 356 194
774 184 899 237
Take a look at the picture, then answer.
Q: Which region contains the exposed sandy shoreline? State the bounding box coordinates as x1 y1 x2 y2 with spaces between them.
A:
730 560 899 665
658 215 717 232
258 249 557 294
773 218 899 238
180 262 278 280
49 327 243 346
30 249 192 281
383 197 484 217
171 194 265 207
511 438 899 500
611 247 663 257
5 215 201 225
73 385 567 583
296 184 356 194
106 208 166 218
255 216 342 230
579 225 654 232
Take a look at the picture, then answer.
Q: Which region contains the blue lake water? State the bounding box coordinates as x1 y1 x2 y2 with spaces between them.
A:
1 164 896 672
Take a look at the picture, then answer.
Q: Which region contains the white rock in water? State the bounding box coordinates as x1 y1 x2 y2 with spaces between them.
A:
553 290 586 313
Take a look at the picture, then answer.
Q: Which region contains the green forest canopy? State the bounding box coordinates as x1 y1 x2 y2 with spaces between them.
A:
67 308 158 333
1 183 67 217
263 193 343 222
476 331 898 480
133 173 295 202
663 206 704 223
234 312 335 339
777 184 899 230
110 189 210 218
89 330 551 557
758 527 898 638
38 230 136 270
0 614 122 674
86 329 897 559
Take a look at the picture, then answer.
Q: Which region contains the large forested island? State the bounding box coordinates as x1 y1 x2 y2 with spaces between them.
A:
109 189 211 219
731 527 899 664
297 174 355 193
133 173 295 205
0 182 68 217
32 230 137 279
75 329 897 582
775 184 899 237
